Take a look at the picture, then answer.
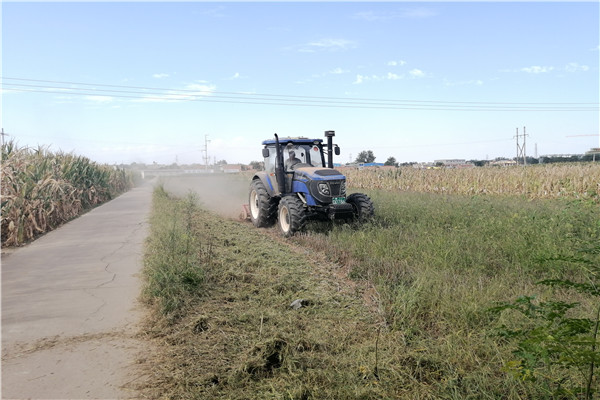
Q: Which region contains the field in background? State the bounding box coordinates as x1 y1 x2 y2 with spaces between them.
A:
1 141 134 247
344 163 600 201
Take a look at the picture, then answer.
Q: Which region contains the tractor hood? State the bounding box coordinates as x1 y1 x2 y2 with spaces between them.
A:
292 167 346 205
292 167 345 181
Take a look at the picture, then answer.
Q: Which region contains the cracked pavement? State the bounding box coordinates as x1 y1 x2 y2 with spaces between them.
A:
1 183 153 399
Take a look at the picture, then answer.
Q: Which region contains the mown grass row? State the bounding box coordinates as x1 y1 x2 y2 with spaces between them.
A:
344 163 600 201
1 141 133 246
295 191 600 398
141 186 393 399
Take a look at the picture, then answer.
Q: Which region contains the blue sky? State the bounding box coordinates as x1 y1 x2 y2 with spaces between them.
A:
2 1 598 165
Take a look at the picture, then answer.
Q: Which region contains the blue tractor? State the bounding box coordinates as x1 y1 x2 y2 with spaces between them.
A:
248 131 374 236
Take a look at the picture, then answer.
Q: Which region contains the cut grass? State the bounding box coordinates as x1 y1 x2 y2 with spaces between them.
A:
140 186 387 399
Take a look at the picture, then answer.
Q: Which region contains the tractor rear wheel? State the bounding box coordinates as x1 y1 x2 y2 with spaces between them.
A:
277 195 307 237
249 180 277 227
346 193 375 222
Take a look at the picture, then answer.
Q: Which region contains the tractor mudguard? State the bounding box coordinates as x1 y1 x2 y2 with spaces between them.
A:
252 172 278 197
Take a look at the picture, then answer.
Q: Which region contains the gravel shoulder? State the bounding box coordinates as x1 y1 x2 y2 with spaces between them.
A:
1 183 154 399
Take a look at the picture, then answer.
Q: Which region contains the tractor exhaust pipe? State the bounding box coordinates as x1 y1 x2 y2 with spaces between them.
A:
325 130 335 168
274 133 286 195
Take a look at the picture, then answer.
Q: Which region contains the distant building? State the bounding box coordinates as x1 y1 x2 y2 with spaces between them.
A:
586 148 600 162
222 164 243 173
489 159 517 167
357 162 385 169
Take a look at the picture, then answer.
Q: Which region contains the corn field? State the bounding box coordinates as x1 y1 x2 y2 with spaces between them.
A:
344 164 600 201
1 141 133 247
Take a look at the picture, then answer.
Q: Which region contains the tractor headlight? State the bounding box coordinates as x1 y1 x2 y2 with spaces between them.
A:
341 181 346 196
317 182 330 195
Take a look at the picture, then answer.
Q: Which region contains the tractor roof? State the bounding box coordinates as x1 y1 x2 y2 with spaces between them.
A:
262 137 323 146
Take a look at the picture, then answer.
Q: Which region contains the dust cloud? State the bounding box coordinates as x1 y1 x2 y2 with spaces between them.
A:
158 174 250 219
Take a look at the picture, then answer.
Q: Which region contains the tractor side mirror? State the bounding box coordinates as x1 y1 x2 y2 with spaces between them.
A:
334 146 340 156
262 148 270 158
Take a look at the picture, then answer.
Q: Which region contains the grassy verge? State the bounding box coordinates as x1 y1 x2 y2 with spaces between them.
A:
141 184 600 398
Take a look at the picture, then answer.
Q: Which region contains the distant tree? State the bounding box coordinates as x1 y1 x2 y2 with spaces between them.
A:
469 159 488 167
249 160 264 171
355 150 376 163
216 159 228 165
384 156 398 167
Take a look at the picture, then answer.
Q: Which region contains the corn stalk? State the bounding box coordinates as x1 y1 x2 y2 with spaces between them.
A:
344 164 600 202
1 141 133 246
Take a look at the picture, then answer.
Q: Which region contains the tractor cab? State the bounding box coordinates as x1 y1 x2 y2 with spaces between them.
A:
262 138 325 174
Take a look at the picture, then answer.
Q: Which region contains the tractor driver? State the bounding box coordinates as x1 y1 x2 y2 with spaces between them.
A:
285 149 301 170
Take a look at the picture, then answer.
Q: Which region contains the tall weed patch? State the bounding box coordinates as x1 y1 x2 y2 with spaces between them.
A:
295 191 600 397
142 186 207 319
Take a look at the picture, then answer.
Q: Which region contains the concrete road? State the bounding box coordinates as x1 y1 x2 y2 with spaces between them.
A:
1 183 153 399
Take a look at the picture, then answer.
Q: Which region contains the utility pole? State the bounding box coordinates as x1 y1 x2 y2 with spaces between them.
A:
202 135 210 171
0 128 8 146
515 126 528 165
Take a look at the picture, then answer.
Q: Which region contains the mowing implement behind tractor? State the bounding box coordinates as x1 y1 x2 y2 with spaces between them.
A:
246 131 374 236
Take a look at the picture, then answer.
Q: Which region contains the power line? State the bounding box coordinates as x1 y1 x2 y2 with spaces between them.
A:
4 76 597 105
5 86 595 112
2 77 598 112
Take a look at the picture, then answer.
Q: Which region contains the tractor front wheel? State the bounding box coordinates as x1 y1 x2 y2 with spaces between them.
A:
249 180 277 227
277 196 307 237
346 193 375 223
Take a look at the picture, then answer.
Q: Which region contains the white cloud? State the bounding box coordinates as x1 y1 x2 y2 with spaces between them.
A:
330 67 349 74
520 66 554 74
84 95 114 103
296 38 356 53
564 62 589 72
226 72 242 80
353 7 437 21
409 69 425 78
152 73 169 79
185 83 216 95
353 72 404 84
353 74 364 84
387 60 407 67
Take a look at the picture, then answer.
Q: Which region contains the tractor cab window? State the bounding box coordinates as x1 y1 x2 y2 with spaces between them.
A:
307 145 324 167
264 148 276 173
